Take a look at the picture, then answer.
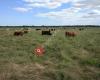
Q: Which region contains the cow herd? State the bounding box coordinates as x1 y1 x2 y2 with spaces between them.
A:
40 29 77 37
13 28 83 37
14 29 29 36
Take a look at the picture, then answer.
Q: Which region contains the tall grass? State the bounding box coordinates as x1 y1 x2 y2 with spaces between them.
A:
0 28 100 80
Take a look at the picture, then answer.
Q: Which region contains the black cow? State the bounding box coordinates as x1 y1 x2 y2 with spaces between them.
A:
41 30 52 35
79 28 84 31
36 29 41 31
51 29 56 31
50 29 54 31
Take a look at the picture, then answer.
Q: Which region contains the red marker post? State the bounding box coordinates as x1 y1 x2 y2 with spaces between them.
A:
34 46 45 56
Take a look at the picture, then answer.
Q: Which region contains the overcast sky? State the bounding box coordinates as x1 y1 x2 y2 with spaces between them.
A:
0 0 100 26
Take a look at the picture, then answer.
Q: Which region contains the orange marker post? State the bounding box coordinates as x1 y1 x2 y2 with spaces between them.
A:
34 46 45 56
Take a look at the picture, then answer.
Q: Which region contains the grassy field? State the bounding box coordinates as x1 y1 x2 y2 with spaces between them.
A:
0 27 100 80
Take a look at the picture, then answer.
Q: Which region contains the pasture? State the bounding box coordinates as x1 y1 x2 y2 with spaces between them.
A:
0 27 100 80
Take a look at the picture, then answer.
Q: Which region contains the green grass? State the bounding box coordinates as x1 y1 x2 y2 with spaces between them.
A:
0 27 100 80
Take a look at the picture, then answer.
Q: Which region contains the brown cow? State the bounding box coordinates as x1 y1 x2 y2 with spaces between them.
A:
70 32 76 37
65 31 76 37
14 31 24 36
22 28 29 33
23 30 28 33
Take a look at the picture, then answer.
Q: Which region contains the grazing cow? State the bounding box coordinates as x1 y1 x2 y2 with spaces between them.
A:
22 28 29 33
52 29 56 31
79 28 84 31
65 31 76 37
70 32 76 37
53 29 56 31
50 29 54 31
14 31 24 36
23 30 28 33
50 28 56 31
36 29 41 31
42 30 52 35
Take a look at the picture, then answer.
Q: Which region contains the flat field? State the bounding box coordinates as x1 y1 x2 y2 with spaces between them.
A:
0 27 100 80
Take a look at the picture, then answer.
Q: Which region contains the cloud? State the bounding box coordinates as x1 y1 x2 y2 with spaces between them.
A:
23 0 70 9
27 2 61 9
37 7 83 20
23 0 50 3
13 7 32 12
14 0 100 24
37 9 100 25
82 9 100 18
73 0 100 10
36 0 100 19
15 0 100 12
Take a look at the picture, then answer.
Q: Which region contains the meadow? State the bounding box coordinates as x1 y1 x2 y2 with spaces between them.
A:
0 27 100 80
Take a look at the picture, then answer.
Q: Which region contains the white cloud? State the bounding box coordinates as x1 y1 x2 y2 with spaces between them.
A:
46 2 61 9
36 0 100 19
14 0 100 24
27 3 45 8
93 10 100 14
82 9 100 18
13 7 32 12
23 0 50 3
37 7 83 20
23 0 71 9
27 1 61 9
